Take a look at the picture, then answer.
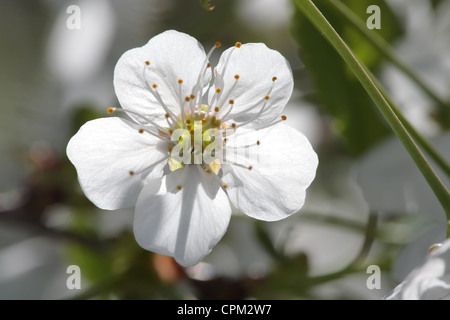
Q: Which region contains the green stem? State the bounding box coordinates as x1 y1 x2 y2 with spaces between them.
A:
294 0 450 218
375 75 450 178
328 0 450 110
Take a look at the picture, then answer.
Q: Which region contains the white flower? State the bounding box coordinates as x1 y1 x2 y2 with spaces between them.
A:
384 239 450 300
66 30 318 266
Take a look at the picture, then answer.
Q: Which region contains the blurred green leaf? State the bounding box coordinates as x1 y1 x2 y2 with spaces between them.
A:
292 0 402 155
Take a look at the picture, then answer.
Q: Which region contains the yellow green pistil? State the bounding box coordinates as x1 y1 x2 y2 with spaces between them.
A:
167 105 226 174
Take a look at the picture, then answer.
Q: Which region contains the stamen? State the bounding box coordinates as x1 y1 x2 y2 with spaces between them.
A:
252 115 287 131
221 76 276 123
177 185 182 190
138 129 144 134
142 65 178 125
215 41 221 48
235 42 242 48
178 79 183 84
272 76 277 82
130 157 168 176
234 74 240 80
145 61 150 66
107 107 171 135
222 183 228 189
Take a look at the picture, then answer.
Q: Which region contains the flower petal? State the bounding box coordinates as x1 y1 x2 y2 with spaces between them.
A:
66 117 168 210
133 165 232 266
114 30 211 123
209 43 293 127
222 123 318 221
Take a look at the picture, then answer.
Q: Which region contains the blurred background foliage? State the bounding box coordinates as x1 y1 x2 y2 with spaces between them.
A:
0 0 449 299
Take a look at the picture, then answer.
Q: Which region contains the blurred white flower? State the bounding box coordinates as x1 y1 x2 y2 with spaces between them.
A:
235 0 293 31
381 0 450 135
67 30 318 266
385 239 450 300
46 0 116 84
358 132 450 281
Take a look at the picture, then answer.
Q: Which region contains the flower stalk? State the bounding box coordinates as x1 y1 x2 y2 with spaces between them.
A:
294 0 450 219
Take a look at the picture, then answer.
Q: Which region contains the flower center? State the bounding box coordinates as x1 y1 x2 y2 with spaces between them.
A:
166 104 227 174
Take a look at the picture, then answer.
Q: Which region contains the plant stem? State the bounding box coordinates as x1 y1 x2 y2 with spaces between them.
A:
328 0 450 110
294 0 450 218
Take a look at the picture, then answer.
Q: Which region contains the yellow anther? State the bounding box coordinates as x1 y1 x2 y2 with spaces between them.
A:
177 185 182 190
207 63 211 68
189 129 194 135
190 94 195 99
129 171 135 176
165 113 170 118
186 119 191 124
264 95 270 100
107 107 114 114
216 88 221 93
281 115 287 121
272 76 277 82
231 123 236 128
145 61 150 66
248 166 253 170
229 99 234 104
214 107 219 112
215 41 221 48
235 42 242 48
234 74 240 80
185 96 190 102
222 183 228 189
178 79 183 84
257 140 260 145
152 83 158 88
138 129 144 134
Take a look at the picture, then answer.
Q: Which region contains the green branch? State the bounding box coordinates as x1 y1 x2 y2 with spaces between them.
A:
328 0 450 110
294 0 450 219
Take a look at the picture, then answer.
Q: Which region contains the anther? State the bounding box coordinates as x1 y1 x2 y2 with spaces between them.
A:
138 129 144 134
222 183 228 189
165 113 170 118
229 100 234 104
190 129 194 135
272 77 277 82
264 95 270 100
185 96 190 102
257 140 260 145
178 79 183 84
235 42 242 48
216 88 221 93
190 94 195 99
129 171 135 176
248 166 253 170
234 74 240 80
145 61 150 66
231 123 236 128
207 63 211 68
215 41 221 48
152 84 158 89
281 115 287 121
186 119 191 124
107 107 114 114
214 107 220 112
177 185 182 190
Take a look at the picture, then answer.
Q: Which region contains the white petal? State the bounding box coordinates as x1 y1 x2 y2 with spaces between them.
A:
210 43 293 127
222 124 318 221
133 165 232 266
66 117 168 210
114 30 211 123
